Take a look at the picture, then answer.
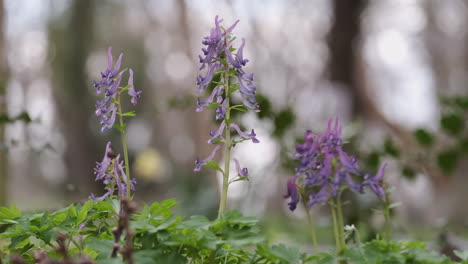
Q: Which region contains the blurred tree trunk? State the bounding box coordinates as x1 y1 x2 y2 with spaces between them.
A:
48 0 99 200
327 0 366 116
0 0 8 206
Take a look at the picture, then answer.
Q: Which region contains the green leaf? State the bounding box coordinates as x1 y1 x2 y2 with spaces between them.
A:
273 108 296 138
121 111 136 117
230 105 248 112
365 152 381 171
437 149 459 174
112 123 126 132
203 160 224 173
454 250 468 261
77 199 93 223
255 93 273 119
384 138 400 157
454 96 468 110
207 102 222 109
0 205 21 220
228 83 239 94
402 166 416 180
414 129 434 147
441 113 464 135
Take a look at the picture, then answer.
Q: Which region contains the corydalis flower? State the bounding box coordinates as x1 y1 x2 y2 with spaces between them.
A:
90 142 136 200
196 16 259 115
363 162 387 198
285 118 388 211
93 47 141 132
194 145 222 172
233 158 249 179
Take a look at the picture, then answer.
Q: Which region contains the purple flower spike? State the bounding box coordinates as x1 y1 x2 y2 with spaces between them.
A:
233 158 249 178
128 69 142 105
230 123 260 143
194 145 222 172
91 143 136 200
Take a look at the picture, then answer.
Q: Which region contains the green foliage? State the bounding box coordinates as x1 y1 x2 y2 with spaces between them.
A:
0 111 32 125
437 149 459 174
440 113 464 136
1 199 459 263
273 108 296 138
414 129 435 147
383 138 400 157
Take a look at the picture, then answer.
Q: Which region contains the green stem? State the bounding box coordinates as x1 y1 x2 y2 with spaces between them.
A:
329 200 341 253
301 198 318 253
117 93 132 199
336 193 346 250
218 71 231 219
383 197 391 241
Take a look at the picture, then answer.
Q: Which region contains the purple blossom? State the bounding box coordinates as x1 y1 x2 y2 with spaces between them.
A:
307 185 329 207
230 123 260 143
284 177 300 211
194 145 222 172
93 47 141 132
233 158 249 178
215 99 227 120
363 163 388 198
208 120 226 144
94 142 113 181
285 117 388 211
128 69 142 105
90 142 136 200
93 47 123 94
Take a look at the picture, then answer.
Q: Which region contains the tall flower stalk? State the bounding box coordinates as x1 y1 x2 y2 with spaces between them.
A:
284 118 388 253
91 47 141 200
194 16 260 218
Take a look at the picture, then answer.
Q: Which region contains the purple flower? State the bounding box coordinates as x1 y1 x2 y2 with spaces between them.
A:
230 123 260 143
285 117 388 211
197 62 221 93
208 120 226 144
363 162 388 198
194 145 222 172
89 188 113 201
94 142 113 181
307 185 329 207
233 158 249 178
93 47 141 132
284 177 300 211
94 47 123 94
90 142 136 200
128 69 142 105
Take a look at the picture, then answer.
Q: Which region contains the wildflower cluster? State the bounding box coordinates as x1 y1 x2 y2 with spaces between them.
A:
90 142 136 201
194 16 260 217
285 118 388 211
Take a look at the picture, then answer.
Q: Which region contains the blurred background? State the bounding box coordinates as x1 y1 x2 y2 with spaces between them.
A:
1 0 468 251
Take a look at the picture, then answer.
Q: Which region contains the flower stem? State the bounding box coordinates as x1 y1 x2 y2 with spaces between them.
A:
383 196 391 241
336 193 347 250
329 200 341 253
117 92 132 199
218 71 231 219
301 198 318 253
